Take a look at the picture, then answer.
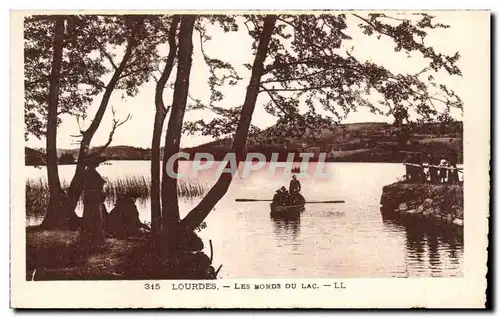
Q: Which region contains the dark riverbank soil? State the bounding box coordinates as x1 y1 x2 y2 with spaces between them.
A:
380 182 464 228
26 227 217 281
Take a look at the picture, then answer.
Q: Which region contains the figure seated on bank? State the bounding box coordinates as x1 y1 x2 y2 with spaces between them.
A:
106 195 151 238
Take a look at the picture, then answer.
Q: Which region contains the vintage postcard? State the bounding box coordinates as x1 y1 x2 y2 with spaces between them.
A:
10 10 490 308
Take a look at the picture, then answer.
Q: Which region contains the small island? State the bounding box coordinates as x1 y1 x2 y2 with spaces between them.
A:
380 177 463 228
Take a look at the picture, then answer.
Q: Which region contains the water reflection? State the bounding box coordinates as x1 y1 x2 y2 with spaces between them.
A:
405 223 426 264
382 216 463 277
271 214 301 241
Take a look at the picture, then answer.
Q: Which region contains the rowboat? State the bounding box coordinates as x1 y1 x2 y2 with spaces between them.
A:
270 202 305 218
270 193 306 218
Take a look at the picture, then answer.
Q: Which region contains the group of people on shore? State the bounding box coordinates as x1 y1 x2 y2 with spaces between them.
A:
273 175 303 205
405 154 461 184
82 156 150 245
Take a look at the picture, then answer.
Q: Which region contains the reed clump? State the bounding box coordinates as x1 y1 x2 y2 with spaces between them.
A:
26 179 50 219
26 177 208 219
26 179 70 219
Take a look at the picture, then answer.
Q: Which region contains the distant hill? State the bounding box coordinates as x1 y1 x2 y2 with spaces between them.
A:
56 146 152 161
25 121 463 165
25 145 152 166
183 121 463 163
25 147 46 166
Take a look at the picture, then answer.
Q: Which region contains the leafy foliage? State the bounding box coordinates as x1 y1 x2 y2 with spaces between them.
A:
25 13 463 151
24 15 172 141
183 13 462 143
194 16 242 108
24 16 105 139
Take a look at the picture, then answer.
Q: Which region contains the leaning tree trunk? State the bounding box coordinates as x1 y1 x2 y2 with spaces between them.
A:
161 15 195 231
150 16 179 233
64 21 141 217
41 16 65 228
180 15 277 232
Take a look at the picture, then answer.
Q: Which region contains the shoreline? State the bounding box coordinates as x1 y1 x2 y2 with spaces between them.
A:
380 182 464 229
25 159 464 167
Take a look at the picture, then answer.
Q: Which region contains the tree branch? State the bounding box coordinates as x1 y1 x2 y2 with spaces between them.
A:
102 50 118 71
83 17 142 138
376 13 411 23
75 116 85 135
260 85 293 116
276 17 296 29
263 57 340 75
243 19 252 33
88 106 132 157
352 13 393 38
119 67 152 80
321 16 351 40
93 38 119 71
259 85 334 93
83 78 107 90
383 74 455 105
260 85 316 130
261 68 336 84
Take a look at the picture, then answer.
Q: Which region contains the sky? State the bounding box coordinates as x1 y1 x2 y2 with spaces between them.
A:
25 11 474 150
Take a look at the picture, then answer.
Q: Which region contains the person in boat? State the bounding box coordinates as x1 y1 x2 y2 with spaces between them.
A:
288 175 303 205
281 186 290 205
289 175 301 194
273 190 281 204
273 186 289 206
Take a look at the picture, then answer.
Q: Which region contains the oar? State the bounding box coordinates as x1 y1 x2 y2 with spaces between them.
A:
306 200 345 204
235 199 345 203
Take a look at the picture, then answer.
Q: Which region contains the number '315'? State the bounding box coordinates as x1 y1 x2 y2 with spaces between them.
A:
144 283 161 290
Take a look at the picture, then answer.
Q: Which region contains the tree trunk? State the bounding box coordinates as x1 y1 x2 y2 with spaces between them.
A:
161 15 195 230
41 17 65 228
151 16 179 233
180 15 277 232
64 20 142 216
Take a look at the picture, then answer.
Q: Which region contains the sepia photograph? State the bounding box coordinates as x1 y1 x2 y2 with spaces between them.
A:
10 9 489 308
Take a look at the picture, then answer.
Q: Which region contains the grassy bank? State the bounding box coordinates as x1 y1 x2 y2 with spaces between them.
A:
26 177 208 220
26 227 217 280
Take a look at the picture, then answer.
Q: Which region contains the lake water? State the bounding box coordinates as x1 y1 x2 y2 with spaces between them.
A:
26 161 463 278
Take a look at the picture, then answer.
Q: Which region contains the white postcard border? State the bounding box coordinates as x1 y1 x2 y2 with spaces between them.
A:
10 10 490 309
